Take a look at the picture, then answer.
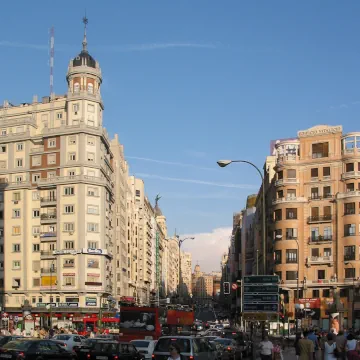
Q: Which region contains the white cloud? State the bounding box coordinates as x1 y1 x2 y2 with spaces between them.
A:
180 227 231 273
184 150 207 159
136 173 257 189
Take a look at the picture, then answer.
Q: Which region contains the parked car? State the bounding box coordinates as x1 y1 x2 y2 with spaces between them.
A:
130 340 157 360
86 341 145 360
73 338 103 360
153 336 216 360
52 333 84 351
0 339 75 359
0 337 23 347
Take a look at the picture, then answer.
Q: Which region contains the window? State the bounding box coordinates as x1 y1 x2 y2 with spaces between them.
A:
286 271 297 281
15 176 22 183
324 248 332 257
32 191 40 200
12 279 20 288
312 142 329 158
344 245 356 261
274 250 282 264
344 224 356 237
32 209 40 218
16 143 23 151
323 167 331 177
88 241 98 249
87 152 95 162
324 186 331 198
12 226 21 235
286 208 297 219
87 205 99 214
64 241 74 249
87 187 98 196
64 259 75 268
278 171 283 180
13 209 20 218
13 192 21 201
287 169 296 179
274 229 282 240
56 112 63 119
48 138 56 148
311 227 319 241
63 276 75 286
87 136 95 145
64 205 74 214
87 83 94 94
12 261 20 270
32 156 41 166
73 103 79 113
318 270 326 280
12 244 20 252
68 153 76 161
323 289 330 297
286 249 298 263
38 297 42 303
347 183 355 192
32 174 41 183
32 226 40 235
277 190 284 199
274 209 282 221
345 268 356 279
47 154 56 164
136 190 141 197
345 203 355 215
87 223 99 232
311 168 319 178
33 244 40 252
63 223 74 232
286 228 298 240
68 170 75 177
310 188 319 200
87 104 95 112
69 136 76 145
0 129 6 136
324 226 332 240
87 259 99 268
16 158 23 168
64 187 75 196
0 161 6 169
287 189 296 198
346 163 354 172
0 145 6 154
313 290 320 298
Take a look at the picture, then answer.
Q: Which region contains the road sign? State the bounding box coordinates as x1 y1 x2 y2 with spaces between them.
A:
243 303 278 312
232 283 238 290
243 285 279 293
244 275 279 284
243 294 278 303
243 275 279 315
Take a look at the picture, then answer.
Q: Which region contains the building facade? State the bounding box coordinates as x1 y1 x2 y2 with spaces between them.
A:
192 265 214 305
180 251 192 297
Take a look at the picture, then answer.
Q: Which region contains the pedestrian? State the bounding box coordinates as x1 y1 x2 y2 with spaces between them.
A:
308 329 320 359
259 334 273 360
324 333 337 360
273 341 283 360
298 330 315 360
294 333 302 360
347 333 357 352
336 330 348 360
168 344 181 360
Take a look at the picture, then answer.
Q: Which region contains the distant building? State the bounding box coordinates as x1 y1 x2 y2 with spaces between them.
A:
192 265 214 304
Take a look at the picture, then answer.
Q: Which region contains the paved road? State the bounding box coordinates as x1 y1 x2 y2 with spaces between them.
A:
195 307 217 323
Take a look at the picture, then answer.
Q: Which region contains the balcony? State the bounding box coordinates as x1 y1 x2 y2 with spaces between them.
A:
344 255 356 261
307 215 333 223
308 194 334 201
40 251 56 259
40 213 57 224
309 235 333 243
272 196 307 205
338 191 360 199
275 178 299 187
344 209 356 216
341 171 360 180
40 232 57 242
276 154 300 165
308 255 333 264
40 197 57 206
41 267 57 274
30 146 44 153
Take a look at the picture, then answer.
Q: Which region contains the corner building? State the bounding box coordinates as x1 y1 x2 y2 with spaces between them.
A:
272 125 360 328
0 31 115 323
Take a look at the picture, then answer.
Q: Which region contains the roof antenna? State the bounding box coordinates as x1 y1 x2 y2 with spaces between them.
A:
82 11 88 52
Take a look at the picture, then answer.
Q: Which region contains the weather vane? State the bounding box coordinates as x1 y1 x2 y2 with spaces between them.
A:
82 12 88 52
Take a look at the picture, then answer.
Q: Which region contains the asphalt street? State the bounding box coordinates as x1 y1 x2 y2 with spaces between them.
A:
195 307 217 323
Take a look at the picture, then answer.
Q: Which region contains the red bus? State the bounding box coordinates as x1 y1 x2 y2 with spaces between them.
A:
118 306 161 341
73 316 119 335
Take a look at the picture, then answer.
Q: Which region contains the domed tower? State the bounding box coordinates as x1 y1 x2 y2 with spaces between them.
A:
66 16 103 127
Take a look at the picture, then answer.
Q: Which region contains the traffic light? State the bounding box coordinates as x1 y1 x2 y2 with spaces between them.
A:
223 282 230 295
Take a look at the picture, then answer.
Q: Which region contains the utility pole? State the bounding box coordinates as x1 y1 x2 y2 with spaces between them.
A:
155 195 161 308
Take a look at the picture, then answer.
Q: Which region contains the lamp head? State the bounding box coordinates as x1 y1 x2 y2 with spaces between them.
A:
217 160 232 168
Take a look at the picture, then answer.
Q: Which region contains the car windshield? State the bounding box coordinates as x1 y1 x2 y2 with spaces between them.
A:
2 340 33 351
213 339 233 345
54 335 71 340
132 341 150 348
155 338 191 353
94 342 118 352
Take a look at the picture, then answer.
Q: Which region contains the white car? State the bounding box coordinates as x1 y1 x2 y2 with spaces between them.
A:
52 334 84 351
131 339 157 359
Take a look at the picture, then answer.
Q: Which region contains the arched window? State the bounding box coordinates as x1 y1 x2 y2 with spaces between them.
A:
74 82 80 93
87 83 94 94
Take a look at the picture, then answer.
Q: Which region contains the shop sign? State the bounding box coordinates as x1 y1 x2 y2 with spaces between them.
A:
87 273 100 277
36 303 56 308
86 297 97 306
298 125 342 138
63 273 76 277
53 249 81 255
57 303 79 308
82 248 108 256
298 298 321 308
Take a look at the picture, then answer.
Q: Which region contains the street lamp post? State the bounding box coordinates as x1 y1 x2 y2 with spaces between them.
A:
176 236 195 301
217 160 267 274
345 261 356 330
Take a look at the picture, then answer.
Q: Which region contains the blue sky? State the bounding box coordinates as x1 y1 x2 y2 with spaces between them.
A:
1 1 360 270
